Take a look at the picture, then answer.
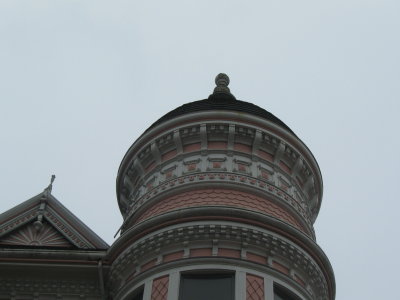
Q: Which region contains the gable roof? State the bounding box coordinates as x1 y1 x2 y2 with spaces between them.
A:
0 190 109 250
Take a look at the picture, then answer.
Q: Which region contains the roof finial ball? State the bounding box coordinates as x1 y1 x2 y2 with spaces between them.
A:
216 73 229 86
212 73 235 100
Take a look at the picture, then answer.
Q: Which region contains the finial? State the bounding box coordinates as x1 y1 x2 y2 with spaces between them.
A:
213 73 231 94
44 175 56 196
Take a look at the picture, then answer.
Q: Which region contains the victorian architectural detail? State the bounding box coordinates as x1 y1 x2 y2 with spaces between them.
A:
0 74 335 300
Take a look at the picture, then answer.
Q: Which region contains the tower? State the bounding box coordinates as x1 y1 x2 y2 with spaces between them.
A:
108 74 335 299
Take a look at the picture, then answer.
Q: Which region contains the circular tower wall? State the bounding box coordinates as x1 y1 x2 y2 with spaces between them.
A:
107 74 335 300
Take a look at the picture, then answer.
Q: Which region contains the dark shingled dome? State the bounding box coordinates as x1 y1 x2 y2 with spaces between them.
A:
146 92 295 135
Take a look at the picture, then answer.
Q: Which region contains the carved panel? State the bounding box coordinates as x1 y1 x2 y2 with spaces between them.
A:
246 274 264 300
183 159 200 173
234 158 251 174
151 275 169 300
125 151 311 222
161 165 177 181
207 156 227 171
258 166 273 181
0 221 72 248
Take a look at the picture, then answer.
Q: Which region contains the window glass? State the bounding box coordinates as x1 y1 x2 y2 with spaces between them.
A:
274 284 301 300
179 274 234 300
130 287 144 300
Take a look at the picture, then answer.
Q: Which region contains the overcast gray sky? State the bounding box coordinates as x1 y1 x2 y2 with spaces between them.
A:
1 1 399 299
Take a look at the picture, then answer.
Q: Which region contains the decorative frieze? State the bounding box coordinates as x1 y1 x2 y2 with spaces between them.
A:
124 170 313 235
0 278 101 299
127 150 309 207
108 222 329 299
0 208 37 236
45 207 94 249
118 121 321 225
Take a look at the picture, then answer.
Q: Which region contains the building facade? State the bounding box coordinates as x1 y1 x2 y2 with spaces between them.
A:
0 74 335 300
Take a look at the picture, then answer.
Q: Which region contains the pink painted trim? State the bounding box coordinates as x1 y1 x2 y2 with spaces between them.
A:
163 251 184 263
219 248 241 258
183 143 201 152
190 248 213 257
272 261 290 275
162 150 177 162
234 143 252 153
208 141 227 149
247 252 267 265
295 274 306 287
145 161 156 174
141 258 157 272
279 161 291 174
258 150 273 162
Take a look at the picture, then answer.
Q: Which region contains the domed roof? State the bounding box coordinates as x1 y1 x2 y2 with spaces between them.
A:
146 74 295 135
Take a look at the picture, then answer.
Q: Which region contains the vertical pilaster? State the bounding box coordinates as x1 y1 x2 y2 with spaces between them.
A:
151 142 162 164
173 129 183 155
167 271 180 300
236 270 246 300
143 278 152 300
264 276 274 300
228 124 235 155
200 124 207 155
252 129 262 162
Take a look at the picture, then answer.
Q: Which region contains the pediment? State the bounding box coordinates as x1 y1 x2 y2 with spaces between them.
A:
0 219 73 248
0 191 109 250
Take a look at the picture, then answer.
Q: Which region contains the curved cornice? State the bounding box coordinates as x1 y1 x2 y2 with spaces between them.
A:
107 217 335 299
115 261 310 300
109 207 331 268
